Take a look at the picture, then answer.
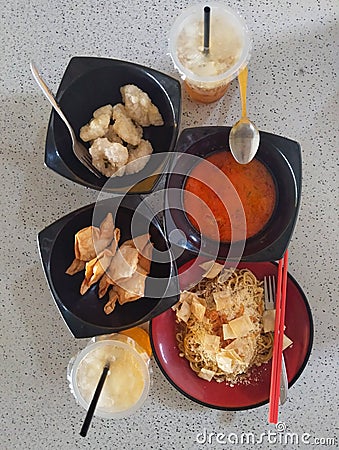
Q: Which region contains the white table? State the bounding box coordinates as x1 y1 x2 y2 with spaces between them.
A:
1 0 337 448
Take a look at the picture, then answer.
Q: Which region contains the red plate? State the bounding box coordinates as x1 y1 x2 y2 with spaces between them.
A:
150 260 313 410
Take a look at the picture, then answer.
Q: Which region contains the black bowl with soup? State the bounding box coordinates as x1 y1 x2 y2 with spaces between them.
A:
164 126 301 262
44 57 181 194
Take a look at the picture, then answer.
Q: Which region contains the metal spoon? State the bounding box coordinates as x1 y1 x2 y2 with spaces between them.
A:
229 66 260 164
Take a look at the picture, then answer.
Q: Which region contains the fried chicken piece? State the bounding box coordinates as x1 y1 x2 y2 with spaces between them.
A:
104 125 123 144
89 138 128 177
112 103 143 146
120 84 164 127
80 113 111 142
93 104 113 118
125 139 153 175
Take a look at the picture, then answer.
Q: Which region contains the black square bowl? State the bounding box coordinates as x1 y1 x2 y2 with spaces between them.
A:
38 196 179 338
44 57 181 194
164 127 302 262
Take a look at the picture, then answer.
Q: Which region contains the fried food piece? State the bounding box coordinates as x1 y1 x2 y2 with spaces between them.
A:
80 237 119 295
125 140 153 175
122 233 150 251
95 212 118 253
104 288 119 315
65 258 86 275
104 125 123 144
114 268 149 305
108 243 140 282
138 240 153 273
101 233 153 309
112 104 143 146
89 138 128 177
80 113 111 142
74 226 100 261
66 213 118 273
120 84 164 127
98 273 114 298
93 104 113 118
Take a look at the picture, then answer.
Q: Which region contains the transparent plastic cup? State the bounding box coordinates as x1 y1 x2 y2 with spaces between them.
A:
67 334 151 419
169 3 251 103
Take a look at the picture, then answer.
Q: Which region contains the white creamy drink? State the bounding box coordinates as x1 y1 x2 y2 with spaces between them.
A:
75 341 148 415
176 16 243 78
169 3 251 103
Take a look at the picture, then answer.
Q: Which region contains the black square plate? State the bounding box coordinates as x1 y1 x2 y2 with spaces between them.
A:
44 57 181 194
38 196 179 338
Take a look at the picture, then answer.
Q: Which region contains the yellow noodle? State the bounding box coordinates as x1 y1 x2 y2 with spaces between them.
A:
175 268 274 384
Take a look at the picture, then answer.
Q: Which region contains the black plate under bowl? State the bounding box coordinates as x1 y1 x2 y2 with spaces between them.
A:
38 196 179 338
45 56 181 194
165 127 302 262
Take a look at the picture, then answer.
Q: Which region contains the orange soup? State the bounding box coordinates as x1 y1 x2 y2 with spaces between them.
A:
183 151 276 242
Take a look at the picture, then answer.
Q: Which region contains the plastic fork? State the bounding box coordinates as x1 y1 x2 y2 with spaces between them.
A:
264 275 289 405
30 61 102 178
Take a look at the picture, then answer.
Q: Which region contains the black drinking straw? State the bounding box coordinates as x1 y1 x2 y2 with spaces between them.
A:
80 362 110 437
203 6 211 54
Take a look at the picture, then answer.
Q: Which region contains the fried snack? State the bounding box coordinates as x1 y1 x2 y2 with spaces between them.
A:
98 273 113 299
65 258 86 276
122 233 150 253
104 125 123 144
120 84 164 127
104 288 119 315
112 104 143 146
89 138 129 177
114 268 149 304
125 140 153 175
138 241 153 273
66 219 153 315
101 233 153 314
93 104 113 118
108 244 139 281
80 113 111 142
65 213 118 274
79 86 164 177
80 247 115 295
80 236 120 295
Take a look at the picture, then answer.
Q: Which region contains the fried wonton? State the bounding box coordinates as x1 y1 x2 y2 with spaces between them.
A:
80 245 117 295
108 244 140 282
101 233 154 314
65 258 86 276
114 268 149 305
98 272 114 299
138 240 153 273
66 213 119 275
104 288 119 315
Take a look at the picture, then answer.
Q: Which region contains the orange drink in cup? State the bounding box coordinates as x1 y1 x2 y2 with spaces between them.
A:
169 3 251 103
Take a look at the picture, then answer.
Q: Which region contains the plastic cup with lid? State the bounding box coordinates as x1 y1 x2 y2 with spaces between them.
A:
169 2 251 103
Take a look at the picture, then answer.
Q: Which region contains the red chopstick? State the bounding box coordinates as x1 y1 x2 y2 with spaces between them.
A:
268 249 289 423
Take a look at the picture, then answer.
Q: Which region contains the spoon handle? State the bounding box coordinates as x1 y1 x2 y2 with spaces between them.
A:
238 66 248 119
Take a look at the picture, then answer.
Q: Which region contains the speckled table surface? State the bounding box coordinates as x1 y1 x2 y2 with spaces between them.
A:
1 0 338 449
